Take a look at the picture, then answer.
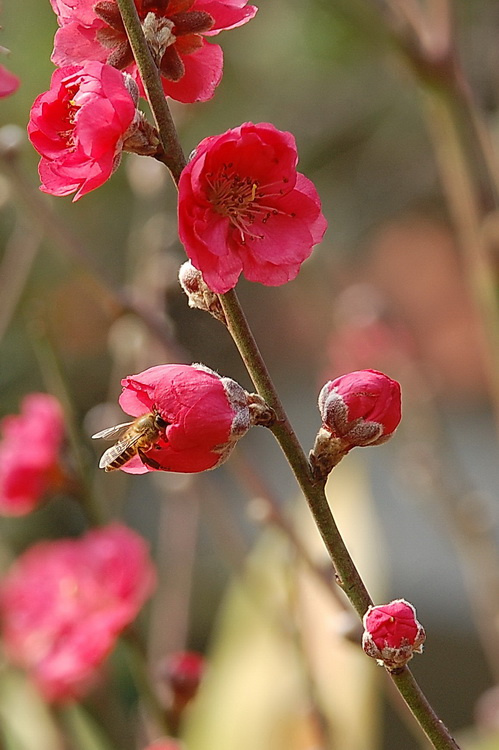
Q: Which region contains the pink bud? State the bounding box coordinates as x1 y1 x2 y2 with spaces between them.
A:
162 651 205 699
318 369 401 448
362 598 426 670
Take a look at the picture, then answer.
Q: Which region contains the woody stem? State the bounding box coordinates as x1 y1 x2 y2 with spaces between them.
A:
115 0 461 746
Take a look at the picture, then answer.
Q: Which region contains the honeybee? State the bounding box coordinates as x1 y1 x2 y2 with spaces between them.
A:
92 411 169 471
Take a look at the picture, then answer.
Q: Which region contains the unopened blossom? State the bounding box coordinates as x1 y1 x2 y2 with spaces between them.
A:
160 650 205 709
362 599 426 670
0 64 19 98
319 369 401 445
178 122 327 293
28 62 138 200
95 363 272 474
0 394 65 516
50 0 257 104
310 369 401 479
178 260 225 322
0 524 156 702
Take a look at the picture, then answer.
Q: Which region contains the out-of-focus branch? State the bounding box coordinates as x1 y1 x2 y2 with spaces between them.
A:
355 0 499 428
0 146 186 362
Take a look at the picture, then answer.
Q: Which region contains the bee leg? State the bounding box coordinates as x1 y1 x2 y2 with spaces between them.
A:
138 448 163 471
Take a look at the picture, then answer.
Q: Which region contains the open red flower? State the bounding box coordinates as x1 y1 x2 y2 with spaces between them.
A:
362 599 426 670
178 122 327 293
0 394 65 516
0 524 156 702
28 62 137 200
96 363 261 474
50 0 257 104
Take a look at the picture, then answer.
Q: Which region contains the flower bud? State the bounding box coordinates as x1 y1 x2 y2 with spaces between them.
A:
160 650 205 707
310 369 401 480
319 369 401 445
178 261 226 323
362 598 426 671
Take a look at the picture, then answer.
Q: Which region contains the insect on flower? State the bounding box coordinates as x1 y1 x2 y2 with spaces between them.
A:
92 412 169 471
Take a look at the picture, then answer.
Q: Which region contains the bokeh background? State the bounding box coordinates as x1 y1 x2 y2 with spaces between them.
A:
2 1 499 748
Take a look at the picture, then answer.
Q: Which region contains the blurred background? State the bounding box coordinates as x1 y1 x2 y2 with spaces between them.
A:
2 0 499 748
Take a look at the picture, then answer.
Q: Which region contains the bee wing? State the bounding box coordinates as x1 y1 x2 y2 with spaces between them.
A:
98 430 147 469
91 421 134 441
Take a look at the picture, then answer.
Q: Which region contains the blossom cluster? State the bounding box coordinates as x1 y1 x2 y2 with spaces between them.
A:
28 0 258 200
27 0 328 296
14 0 422 729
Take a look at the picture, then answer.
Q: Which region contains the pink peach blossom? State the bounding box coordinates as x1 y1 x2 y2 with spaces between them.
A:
0 394 64 516
177 122 327 293
50 0 257 104
100 363 253 474
0 524 156 702
27 62 137 200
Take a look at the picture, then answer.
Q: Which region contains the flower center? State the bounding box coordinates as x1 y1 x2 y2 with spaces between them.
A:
206 163 291 243
57 85 80 149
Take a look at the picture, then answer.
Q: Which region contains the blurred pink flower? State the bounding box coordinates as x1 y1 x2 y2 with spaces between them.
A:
50 0 257 103
178 122 327 293
0 394 65 516
0 64 19 98
104 363 253 474
362 598 426 669
318 369 402 449
144 740 184 750
1 524 156 702
27 62 137 200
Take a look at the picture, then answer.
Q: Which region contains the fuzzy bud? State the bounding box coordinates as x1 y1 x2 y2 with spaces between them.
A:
362 598 426 671
310 369 401 480
178 261 226 323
